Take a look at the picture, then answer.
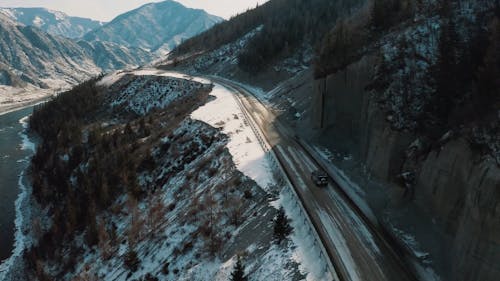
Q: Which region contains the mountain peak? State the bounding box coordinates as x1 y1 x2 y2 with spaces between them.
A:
84 0 223 53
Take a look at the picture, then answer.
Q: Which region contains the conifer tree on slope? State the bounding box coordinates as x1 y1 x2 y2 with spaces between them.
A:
230 256 247 281
273 206 293 244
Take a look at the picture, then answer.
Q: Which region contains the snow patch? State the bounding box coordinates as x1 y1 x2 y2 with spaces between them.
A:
191 83 274 189
110 75 208 116
32 16 44 27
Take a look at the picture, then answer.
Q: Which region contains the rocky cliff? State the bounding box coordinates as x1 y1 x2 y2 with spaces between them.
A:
311 45 499 281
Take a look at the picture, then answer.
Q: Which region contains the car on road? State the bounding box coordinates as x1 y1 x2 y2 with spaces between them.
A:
311 170 328 187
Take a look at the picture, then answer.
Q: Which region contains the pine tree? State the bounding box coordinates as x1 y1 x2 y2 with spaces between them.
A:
124 249 140 272
273 207 293 244
230 256 247 281
85 204 99 247
371 0 387 30
476 17 500 110
371 0 402 30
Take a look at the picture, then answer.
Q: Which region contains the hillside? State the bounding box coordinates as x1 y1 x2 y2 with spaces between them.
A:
0 7 104 39
169 0 365 74
0 70 319 281
161 0 500 280
84 0 223 54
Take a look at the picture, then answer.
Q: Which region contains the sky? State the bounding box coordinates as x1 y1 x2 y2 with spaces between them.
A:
0 0 268 21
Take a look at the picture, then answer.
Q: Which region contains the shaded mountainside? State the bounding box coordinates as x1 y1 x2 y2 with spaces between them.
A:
84 0 223 54
0 7 103 39
0 13 152 89
161 0 500 280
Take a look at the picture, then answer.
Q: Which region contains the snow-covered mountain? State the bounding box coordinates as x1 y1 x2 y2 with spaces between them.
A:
0 12 99 88
84 0 223 54
0 12 152 90
0 7 103 39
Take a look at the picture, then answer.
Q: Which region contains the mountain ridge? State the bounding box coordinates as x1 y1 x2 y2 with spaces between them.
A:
0 7 104 38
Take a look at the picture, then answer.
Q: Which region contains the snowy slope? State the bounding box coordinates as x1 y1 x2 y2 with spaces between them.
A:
110 75 210 115
2 72 313 281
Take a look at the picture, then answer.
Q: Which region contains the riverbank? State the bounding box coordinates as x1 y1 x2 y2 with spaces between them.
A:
0 111 39 281
0 95 53 117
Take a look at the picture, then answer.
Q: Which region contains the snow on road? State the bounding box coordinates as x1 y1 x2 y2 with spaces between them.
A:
191 83 274 190
324 189 381 256
318 208 363 281
278 191 338 281
313 145 378 224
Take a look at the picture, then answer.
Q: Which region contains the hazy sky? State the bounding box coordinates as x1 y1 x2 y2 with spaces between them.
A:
0 0 268 21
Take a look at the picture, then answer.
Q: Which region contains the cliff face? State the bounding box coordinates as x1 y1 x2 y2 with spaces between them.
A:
311 52 500 280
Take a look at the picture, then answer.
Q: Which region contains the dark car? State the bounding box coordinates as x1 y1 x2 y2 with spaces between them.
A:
311 170 328 187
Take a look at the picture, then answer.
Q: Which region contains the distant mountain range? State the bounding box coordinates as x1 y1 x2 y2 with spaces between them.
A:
0 12 99 88
0 11 152 89
0 7 104 39
0 0 223 90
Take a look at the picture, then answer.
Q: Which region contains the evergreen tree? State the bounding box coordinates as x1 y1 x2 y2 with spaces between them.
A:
273 207 293 244
230 256 247 281
476 17 500 110
124 122 134 141
124 249 140 272
371 0 402 31
371 0 387 30
85 211 99 247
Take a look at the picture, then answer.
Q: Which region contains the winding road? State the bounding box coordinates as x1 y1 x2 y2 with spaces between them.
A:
210 76 417 281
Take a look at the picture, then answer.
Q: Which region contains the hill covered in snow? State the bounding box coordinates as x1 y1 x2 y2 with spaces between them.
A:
0 71 321 281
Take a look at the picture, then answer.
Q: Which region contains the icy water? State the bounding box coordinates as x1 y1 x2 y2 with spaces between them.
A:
0 107 34 263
